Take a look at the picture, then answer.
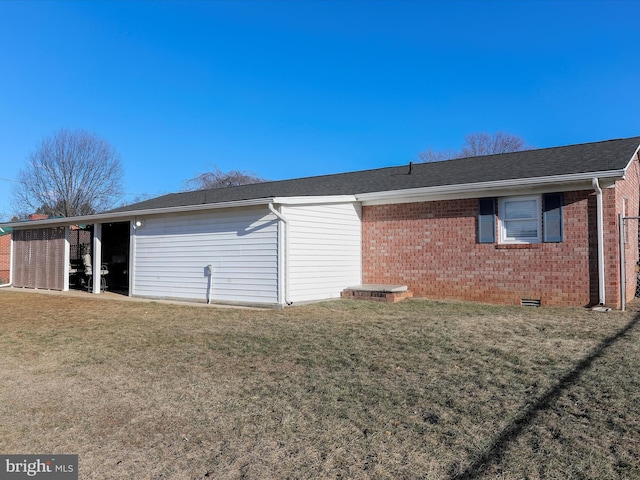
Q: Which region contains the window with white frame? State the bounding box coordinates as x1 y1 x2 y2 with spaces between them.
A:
498 195 542 244
478 193 564 245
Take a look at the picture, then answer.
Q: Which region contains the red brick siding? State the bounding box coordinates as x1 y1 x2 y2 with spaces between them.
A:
362 180 636 307
614 154 640 307
0 234 10 284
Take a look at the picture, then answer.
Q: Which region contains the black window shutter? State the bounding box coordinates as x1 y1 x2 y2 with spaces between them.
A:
543 193 563 242
478 198 496 243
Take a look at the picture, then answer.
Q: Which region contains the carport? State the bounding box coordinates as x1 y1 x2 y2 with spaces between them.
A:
9 219 131 295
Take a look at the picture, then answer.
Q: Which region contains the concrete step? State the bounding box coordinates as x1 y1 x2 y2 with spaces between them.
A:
341 284 413 303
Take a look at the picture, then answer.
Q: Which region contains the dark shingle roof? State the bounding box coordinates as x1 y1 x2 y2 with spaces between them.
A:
111 136 640 213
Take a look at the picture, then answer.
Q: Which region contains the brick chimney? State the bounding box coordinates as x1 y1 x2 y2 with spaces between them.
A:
28 214 49 221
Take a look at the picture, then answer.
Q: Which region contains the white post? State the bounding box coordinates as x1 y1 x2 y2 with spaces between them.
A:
63 226 70 291
92 223 102 294
129 220 135 297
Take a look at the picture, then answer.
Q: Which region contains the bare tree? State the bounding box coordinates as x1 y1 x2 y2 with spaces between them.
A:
183 166 266 191
13 129 124 217
417 147 457 163
418 131 531 162
119 193 156 207
459 132 529 157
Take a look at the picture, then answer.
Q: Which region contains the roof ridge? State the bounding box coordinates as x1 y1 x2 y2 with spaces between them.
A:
105 135 640 214
187 163 410 196
417 135 640 165
189 136 640 195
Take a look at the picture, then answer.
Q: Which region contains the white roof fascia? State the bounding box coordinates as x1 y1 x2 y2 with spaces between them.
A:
356 170 626 205
621 144 640 174
272 195 358 205
2 197 275 229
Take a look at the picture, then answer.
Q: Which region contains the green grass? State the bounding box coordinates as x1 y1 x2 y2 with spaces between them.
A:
0 290 639 479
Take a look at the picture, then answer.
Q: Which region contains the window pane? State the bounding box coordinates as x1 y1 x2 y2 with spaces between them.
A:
544 219 561 241
504 200 537 220
498 195 542 244
505 220 538 239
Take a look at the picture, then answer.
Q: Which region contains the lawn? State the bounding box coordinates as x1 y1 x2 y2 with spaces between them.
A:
1 290 639 479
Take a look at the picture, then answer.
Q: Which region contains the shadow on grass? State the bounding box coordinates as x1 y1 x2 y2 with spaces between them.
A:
453 310 640 480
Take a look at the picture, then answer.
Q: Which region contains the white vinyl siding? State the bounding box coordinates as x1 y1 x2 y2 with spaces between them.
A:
283 202 361 302
132 207 279 304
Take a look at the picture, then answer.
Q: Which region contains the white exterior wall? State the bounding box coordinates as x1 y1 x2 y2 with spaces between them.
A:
132 206 279 305
283 202 361 303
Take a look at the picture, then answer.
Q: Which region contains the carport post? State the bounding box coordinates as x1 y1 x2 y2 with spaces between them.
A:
92 223 102 294
63 226 70 291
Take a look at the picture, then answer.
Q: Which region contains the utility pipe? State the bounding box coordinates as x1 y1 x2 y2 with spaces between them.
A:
206 264 213 304
0 231 13 288
592 178 606 306
268 203 292 306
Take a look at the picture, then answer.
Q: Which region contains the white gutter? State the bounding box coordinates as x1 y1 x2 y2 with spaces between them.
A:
0 232 12 288
268 203 292 306
0 197 276 230
592 178 606 305
357 169 627 204
272 195 357 205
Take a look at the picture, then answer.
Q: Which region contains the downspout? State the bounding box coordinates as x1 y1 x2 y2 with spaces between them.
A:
0 230 13 287
268 203 292 306
592 178 606 306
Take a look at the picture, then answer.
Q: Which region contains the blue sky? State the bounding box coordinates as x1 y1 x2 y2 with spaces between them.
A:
0 0 639 221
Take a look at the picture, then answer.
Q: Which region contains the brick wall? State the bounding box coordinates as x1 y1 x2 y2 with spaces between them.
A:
0 234 10 284
362 179 636 307
614 154 640 306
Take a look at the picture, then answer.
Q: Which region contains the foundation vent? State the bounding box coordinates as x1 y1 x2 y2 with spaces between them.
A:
521 298 541 307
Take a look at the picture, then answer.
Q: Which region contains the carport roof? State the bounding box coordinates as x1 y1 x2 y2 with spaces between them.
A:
109 136 640 213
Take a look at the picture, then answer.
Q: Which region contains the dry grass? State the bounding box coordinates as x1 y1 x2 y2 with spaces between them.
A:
1 290 640 479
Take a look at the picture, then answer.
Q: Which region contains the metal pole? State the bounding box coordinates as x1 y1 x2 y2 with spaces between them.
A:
620 216 640 311
620 213 626 311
